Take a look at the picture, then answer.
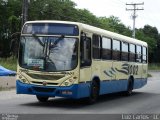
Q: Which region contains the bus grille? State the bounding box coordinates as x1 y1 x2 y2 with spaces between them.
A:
32 81 58 86
27 73 65 80
33 87 55 93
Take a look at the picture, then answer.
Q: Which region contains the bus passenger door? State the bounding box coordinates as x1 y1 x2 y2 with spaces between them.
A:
80 32 92 84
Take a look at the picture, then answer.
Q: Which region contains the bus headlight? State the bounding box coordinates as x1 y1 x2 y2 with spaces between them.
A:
60 76 77 86
60 79 73 86
17 74 29 84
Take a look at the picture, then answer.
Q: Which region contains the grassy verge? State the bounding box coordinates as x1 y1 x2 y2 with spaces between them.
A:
148 63 160 71
148 73 152 77
0 57 17 71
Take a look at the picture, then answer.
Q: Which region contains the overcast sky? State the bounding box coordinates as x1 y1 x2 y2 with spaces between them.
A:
72 0 160 32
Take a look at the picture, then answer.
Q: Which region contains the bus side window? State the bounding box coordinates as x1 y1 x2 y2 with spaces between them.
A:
142 47 147 63
80 34 91 67
92 34 101 59
102 37 112 60
129 44 136 62
136 45 142 63
121 42 129 61
112 39 121 60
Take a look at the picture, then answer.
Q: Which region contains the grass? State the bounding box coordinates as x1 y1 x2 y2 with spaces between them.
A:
0 57 17 71
148 73 152 77
148 63 160 70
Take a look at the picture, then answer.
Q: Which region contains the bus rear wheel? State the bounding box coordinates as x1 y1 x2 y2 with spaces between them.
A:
125 77 134 96
36 96 49 102
87 80 99 104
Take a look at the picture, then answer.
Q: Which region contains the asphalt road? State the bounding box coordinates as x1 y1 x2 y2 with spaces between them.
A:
0 71 160 120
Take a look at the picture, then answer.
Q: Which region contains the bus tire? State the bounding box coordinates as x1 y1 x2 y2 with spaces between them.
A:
87 80 99 104
125 77 134 96
36 96 49 102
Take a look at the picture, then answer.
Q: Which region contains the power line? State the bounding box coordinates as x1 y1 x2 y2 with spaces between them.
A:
126 2 144 38
22 0 29 27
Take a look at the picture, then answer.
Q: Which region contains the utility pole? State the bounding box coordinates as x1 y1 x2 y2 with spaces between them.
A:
22 0 29 27
126 2 144 38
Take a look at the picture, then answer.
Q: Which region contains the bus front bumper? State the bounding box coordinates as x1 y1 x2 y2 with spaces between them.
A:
16 80 90 99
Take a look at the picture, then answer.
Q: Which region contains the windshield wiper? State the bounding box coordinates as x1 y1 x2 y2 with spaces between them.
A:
53 35 65 45
46 35 65 70
32 34 45 47
48 35 65 52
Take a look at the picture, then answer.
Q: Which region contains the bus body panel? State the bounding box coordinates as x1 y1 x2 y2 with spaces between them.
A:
16 78 147 99
99 78 147 95
16 80 91 99
17 20 148 100
133 78 147 89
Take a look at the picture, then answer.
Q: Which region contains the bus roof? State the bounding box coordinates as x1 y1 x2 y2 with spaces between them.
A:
25 20 147 47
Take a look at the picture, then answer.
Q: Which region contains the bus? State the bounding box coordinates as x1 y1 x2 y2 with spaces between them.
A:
16 20 148 103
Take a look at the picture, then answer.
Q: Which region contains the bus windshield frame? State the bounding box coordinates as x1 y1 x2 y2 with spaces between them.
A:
18 35 79 72
19 23 80 72
22 23 79 36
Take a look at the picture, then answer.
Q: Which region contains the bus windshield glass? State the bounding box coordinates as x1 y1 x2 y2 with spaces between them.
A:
19 36 78 72
22 23 79 36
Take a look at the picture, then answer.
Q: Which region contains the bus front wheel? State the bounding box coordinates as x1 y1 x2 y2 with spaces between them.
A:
36 96 49 102
87 80 99 104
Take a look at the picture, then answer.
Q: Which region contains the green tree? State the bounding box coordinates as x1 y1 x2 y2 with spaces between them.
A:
136 26 159 63
0 0 21 57
76 9 100 27
98 16 132 37
0 0 160 64
28 0 77 21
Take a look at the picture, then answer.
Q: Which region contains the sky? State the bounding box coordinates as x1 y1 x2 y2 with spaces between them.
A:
72 0 160 32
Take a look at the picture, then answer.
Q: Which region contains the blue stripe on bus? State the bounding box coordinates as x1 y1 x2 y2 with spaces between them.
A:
16 78 147 99
100 80 128 95
16 80 90 99
133 78 147 89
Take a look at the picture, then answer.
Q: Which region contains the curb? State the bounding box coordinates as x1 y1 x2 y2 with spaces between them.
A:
0 76 16 89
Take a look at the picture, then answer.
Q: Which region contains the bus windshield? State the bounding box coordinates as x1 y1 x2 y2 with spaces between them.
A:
19 36 78 72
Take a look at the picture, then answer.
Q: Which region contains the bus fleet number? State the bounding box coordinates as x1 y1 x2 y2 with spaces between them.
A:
128 65 138 75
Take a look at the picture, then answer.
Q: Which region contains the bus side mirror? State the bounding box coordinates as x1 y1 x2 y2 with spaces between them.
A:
80 33 91 67
80 38 86 66
81 31 87 41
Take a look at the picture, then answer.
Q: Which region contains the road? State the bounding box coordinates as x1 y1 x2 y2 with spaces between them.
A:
0 71 160 119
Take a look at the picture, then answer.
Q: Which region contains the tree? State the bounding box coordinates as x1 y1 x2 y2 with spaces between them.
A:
76 9 100 26
0 0 21 57
98 16 132 37
0 0 160 64
28 0 77 21
136 26 159 63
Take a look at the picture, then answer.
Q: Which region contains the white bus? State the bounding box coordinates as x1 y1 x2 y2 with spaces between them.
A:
16 20 148 103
